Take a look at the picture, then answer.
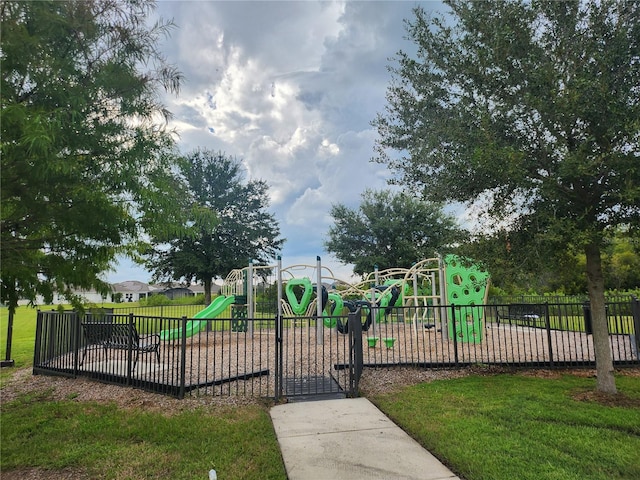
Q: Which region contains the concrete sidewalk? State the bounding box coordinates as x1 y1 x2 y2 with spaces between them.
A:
270 397 460 480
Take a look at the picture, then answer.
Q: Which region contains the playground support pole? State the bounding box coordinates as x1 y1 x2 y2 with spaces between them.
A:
438 254 448 331
316 256 324 345
277 256 283 319
247 260 254 336
430 272 439 327
370 283 377 338
412 264 419 335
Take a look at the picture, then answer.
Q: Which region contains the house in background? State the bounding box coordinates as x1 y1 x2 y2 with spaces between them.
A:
16 280 216 306
157 286 194 300
17 288 111 306
152 282 218 300
111 281 159 303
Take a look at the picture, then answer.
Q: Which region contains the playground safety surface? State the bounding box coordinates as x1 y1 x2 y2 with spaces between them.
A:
270 397 461 480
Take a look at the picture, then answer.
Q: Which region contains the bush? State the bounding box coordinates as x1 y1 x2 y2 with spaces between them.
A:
173 293 206 305
138 293 206 307
140 294 171 306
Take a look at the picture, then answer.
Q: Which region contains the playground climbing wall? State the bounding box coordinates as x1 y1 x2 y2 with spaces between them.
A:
445 254 490 343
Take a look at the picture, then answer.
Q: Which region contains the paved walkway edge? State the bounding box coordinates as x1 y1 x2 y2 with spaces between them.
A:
270 397 461 480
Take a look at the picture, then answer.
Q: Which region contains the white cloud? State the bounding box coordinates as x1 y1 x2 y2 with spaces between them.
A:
109 1 447 284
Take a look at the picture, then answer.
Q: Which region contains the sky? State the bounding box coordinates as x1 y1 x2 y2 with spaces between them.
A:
107 0 448 285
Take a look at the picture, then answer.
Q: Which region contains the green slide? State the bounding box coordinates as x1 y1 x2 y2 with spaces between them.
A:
160 295 236 341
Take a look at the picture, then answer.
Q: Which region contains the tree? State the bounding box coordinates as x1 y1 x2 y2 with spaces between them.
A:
461 226 639 295
373 1 640 393
325 189 464 275
1 0 182 363
603 229 640 290
144 150 285 304
459 230 588 295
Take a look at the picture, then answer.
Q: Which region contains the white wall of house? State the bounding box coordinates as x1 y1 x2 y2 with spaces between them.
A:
16 281 209 306
18 291 112 306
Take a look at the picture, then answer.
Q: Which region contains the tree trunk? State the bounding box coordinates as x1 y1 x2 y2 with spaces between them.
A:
584 242 617 394
203 278 212 306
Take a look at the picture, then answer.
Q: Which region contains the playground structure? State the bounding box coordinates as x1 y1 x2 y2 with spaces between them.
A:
34 255 639 401
215 254 490 344
159 295 236 340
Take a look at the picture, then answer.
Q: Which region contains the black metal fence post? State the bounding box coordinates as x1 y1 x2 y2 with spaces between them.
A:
348 308 363 397
632 296 640 358
127 313 134 385
178 316 188 399
73 312 81 376
33 311 43 370
275 312 283 401
582 301 593 334
451 304 459 366
544 303 554 367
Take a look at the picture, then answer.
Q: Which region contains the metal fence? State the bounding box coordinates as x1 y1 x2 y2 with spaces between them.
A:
488 294 637 305
111 304 205 318
360 301 639 368
33 299 639 400
33 309 364 400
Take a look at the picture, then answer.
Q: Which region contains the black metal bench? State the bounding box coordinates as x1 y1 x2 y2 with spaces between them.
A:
496 304 545 328
80 322 160 370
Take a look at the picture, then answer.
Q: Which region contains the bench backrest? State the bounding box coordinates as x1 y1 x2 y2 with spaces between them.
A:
82 322 113 344
82 322 140 346
508 304 545 317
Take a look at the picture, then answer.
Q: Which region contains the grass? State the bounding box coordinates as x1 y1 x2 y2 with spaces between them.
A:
369 372 640 480
3 304 640 479
387 309 635 334
1 391 286 479
0 306 40 370
0 303 288 479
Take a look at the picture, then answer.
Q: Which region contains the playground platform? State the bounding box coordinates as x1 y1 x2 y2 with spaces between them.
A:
270 397 460 480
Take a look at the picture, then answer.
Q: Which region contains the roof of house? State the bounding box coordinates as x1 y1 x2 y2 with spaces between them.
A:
111 281 159 293
111 280 219 295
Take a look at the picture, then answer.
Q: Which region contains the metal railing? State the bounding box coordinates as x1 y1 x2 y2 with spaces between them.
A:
359 300 639 368
111 304 204 318
34 311 279 398
33 299 640 400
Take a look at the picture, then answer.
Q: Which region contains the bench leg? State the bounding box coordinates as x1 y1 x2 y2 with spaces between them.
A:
80 346 88 366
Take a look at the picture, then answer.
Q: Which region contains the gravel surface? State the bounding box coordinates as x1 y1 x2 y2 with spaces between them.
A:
21 319 640 401
6 363 638 407
2 366 266 412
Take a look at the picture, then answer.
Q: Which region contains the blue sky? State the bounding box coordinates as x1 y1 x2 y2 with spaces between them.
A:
106 1 448 284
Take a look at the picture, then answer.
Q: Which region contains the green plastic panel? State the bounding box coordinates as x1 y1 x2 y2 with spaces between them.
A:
445 255 490 343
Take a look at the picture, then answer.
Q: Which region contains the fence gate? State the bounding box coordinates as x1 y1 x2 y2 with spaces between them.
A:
275 310 362 401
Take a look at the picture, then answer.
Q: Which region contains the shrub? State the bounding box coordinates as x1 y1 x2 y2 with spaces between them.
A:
140 294 171 306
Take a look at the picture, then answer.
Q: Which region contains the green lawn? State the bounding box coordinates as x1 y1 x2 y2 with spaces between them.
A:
0 304 287 479
2 305 640 479
0 306 40 370
368 371 640 480
1 392 286 479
